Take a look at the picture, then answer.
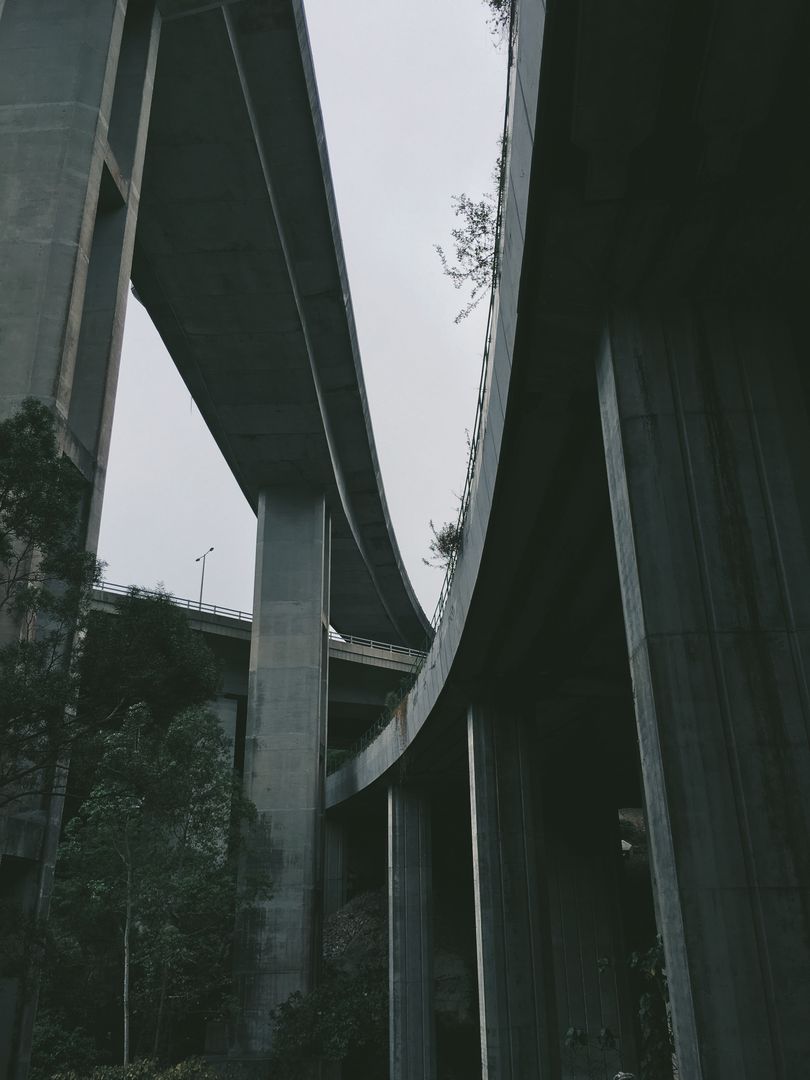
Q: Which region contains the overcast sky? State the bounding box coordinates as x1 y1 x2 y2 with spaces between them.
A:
97 1 507 623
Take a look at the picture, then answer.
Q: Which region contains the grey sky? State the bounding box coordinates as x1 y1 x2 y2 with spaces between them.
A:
97 1 507 621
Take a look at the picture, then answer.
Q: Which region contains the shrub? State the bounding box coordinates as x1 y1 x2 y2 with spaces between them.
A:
49 1059 249 1080
269 966 387 1078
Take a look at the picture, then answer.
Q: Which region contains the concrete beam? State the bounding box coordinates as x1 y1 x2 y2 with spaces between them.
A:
467 703 555 1079
388 784 436 1080
233 487 330 1060
598 305 810 1077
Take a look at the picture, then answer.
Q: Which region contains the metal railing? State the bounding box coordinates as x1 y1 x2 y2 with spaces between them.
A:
94 580 253 622
328 4 518 775
94 581 425 661
327 631 426 662
428 24 515 631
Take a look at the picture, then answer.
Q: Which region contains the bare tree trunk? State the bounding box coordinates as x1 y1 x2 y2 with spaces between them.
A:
152 964 169 1059
123 856 132 1065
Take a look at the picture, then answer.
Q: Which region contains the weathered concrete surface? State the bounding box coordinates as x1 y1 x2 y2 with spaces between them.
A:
0 0 159 547
323 816 347 919
467 703 555 1079
232 487 330 1059
598 306 810 1078
388 784 436 1080
545 818 638 1078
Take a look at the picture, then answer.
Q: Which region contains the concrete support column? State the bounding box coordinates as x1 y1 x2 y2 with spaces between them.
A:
0 0 160 538
0 5 160 1077
467 702 555 1079
234 488 330 1060
546 822 638 1078
388 784 436 1080
324 816 347 919
598 305 810 1078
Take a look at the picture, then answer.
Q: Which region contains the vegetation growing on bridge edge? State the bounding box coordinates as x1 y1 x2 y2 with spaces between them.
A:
423 518 463 570
435 0 513 323
435 182 499 324
484 0 514 37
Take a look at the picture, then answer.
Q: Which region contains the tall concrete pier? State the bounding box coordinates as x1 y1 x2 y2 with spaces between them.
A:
388 784 436 1080
234 488 331 1057
599 306 810 1077
0 0 159 544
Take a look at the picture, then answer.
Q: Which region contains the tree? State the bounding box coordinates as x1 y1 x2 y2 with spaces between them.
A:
78 589 220 734
34 705 260 1072
0 398 99 807
435 191 498 324
483 0 513 38
434 146 505 324
423 519 463 570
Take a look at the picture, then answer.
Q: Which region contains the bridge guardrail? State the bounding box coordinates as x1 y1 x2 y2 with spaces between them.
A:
94 582 426 662
95 580 252 622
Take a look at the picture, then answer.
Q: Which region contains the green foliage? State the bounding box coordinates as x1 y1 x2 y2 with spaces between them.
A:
269 965 388 1078
29 1011 97 1080
78 589 220 734
483 0 513 37
46 1058 248 1080
435 142 507 324
0 398 100 808
629 936 675 1079
435 191 498 323
423 519 463 570
33 706 262 1073
0 398 97 612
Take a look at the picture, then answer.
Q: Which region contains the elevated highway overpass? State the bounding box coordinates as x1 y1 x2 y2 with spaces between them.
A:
325 0 810 1076
0 0 428 1071
91 582 424 749
2 0 810 1077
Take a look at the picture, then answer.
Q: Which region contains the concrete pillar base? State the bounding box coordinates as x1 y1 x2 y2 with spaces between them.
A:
388 784 436 1080
467 702 555 1080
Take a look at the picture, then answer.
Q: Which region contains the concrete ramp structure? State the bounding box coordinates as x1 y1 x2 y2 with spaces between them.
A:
3 0 810 1078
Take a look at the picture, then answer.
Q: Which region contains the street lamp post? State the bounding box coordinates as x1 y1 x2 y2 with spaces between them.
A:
195 546 214 609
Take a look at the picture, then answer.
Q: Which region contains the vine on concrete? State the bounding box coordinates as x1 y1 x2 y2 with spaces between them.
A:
628 937 676 1080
